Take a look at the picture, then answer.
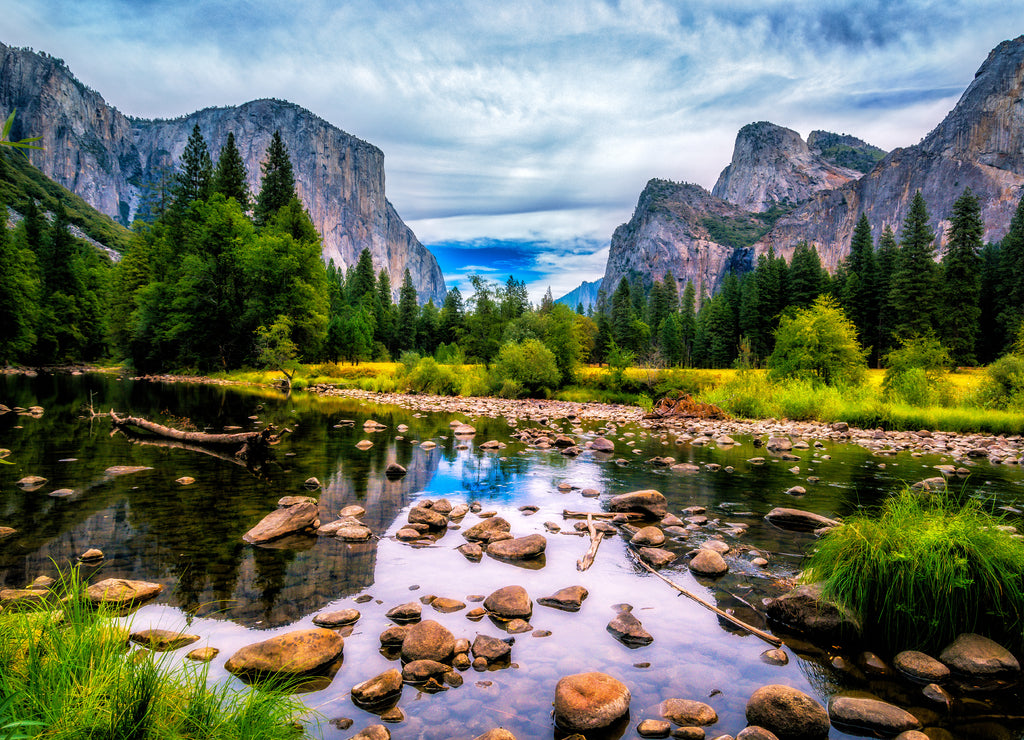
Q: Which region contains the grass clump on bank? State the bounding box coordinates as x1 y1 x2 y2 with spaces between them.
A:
802 488 1024 655
0 575 309 740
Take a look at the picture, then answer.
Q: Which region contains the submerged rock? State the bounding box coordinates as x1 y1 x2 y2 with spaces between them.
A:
763 583 861 642
554 672 631 733
129 629 200 651
764 508 840 532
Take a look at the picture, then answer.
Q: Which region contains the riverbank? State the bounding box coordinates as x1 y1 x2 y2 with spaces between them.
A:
310 385 1023 467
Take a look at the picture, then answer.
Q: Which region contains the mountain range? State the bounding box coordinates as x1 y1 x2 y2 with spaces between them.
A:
0 41 446 304
598 35 1024 301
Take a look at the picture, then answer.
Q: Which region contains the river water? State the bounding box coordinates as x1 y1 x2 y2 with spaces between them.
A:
1 372 1022 740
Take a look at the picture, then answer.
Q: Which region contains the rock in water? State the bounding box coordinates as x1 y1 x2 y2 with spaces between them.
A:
471 634 512 663
660 698 718 726
486 534 547 560
554 672 631 733
688 549 727 576
463 516 511 542
607 611 654 646
85 578 163 608
483 585 532 620
313 609 360 628
827 696 921 736
243 501 319 544
893 650 950 683
224 628 343 677
400 620 455 663
763 583 861 642
537 585 589 611
939 633 1021 678
745 684 829 740
351 668 403 706
764 508 840 532
129 629 200 651
608 489 668 518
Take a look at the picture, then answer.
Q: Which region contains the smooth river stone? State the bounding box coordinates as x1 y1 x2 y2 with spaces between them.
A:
352 668 403 706
483 585 532 620
224 628 343 677
85 578 163 607
745 684 829 740
486 534 547 560
554 672 631 733
129 628 200 651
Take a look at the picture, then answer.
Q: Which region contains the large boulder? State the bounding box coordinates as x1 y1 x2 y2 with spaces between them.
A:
609 490 668 518
763 583 861 642
745 684 829 740
688 549 728 576
939 633 1021 678
408 506 448 530
243 501 319 544
486 534 547 560
85 578 163 608
554 672 631 733
224 628 343 677
400 619 455 663
483 585 532 620
827 696 921 736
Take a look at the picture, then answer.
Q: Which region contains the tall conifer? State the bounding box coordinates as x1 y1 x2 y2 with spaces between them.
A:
889 191 938 340
940 188 983 364
213 132 251 211
255 131 296 226
843 213 877 351
174 124 213 206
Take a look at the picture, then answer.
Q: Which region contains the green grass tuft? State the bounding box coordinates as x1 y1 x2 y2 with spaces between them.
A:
0 570 311 739
802 488 1024 654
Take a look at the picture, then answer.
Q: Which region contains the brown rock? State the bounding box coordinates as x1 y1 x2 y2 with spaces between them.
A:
349 724 390 740
472 634 512 662
893 650 951 683
736 728 778 740
764 508 840 532
85 578 163 608
486 534 547 560
385 462 407 478
554 672 631 732
827 696 921 736
431 597 466 613
186 646 219 662
661 699 718 726
129 629 200 651
631 526 666 547
609 489 668 518
745 684 828 740
379 624 410 646
591 437 615 453
640 547 678 567
537 585 589 611
402 659 449 682
472 730 516 740
400 619 455 663
313 609 361 628
351 668 403 706
484 585 532 620
939 633 1021 677
463 516 512 542
688 549 728 576
224 628 343 677
763 583 861 642
608 611 654 645
638 719 672 737
385 602 422 623
458 542 484 561
243 501 319 544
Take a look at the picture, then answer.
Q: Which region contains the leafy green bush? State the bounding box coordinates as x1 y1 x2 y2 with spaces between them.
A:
703 370 775 419
882 335 952 405
492 339 561 395
768 296 866 386
977 353 1024 410
803 488 1024 653
404 357 460 395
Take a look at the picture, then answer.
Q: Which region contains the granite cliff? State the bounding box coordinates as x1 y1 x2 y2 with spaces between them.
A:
711 121 863 213
0 42 445 303
605 35 1024 294
554 278 603 312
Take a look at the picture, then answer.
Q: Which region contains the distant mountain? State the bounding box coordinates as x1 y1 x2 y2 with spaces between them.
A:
605 35 1024 294
712 121 865 213
554 278 603 311
0 41 446 303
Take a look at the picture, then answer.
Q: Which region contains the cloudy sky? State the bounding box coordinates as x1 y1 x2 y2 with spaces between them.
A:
3 1 1020 301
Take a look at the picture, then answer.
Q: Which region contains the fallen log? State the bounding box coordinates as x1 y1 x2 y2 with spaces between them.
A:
576 513 605 572
109 410 289 466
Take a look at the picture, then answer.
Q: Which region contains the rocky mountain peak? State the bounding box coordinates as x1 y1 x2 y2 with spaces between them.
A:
711 121 862 213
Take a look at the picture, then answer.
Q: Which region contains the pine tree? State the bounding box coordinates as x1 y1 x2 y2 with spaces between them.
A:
977 242 1003 363
998 192 1024 350
540 286 554 313
349 248 377 304
375 269 396 351
174 124 213 206
416 299 440 355
396 269 419 353
889 191 938 340
440 287 465 345
874 226 899 361
647 278 670 341
499 276 529 320
679 281 697 365
610 278 635 351
254 131 295 226
788 242 824 307
940 188 983 364
213 132 251 211
842 213 877 351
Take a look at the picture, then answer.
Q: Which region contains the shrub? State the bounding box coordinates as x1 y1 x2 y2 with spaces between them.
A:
404 357 460 396
768 296 866 386
492 339 560 395
978 352 1024 410
802 488 1024 654
703 369 775 419
882 335 952 405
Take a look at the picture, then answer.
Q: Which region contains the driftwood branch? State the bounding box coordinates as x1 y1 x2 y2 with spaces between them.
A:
627 546 783 647
576 513 605 571
563 510 644 521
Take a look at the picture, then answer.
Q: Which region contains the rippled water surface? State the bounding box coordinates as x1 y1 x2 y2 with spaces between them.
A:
2 373 1023 739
